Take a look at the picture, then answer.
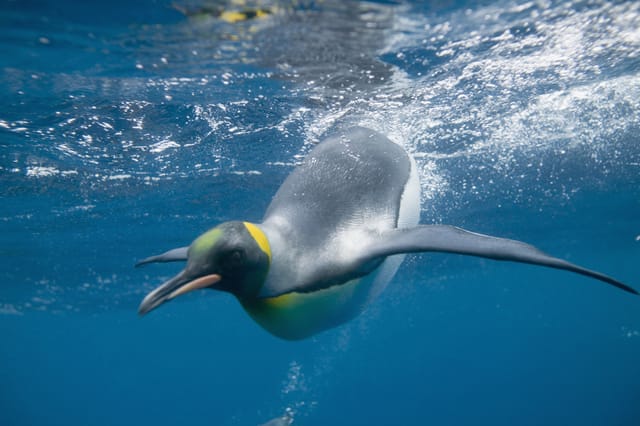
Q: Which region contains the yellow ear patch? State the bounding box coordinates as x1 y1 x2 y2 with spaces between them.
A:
219 9 271 23
244 222 271 262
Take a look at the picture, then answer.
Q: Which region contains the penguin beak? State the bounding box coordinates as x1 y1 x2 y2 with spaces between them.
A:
138 271 222 315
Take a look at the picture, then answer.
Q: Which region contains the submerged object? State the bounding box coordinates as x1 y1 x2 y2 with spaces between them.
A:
137 127 636 340
259 413 293 426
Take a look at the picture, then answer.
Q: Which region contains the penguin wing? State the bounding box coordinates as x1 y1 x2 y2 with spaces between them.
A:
360 225 637 295
135 247 189 267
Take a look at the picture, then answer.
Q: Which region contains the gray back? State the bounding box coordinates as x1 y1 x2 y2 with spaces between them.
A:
264 127 411 241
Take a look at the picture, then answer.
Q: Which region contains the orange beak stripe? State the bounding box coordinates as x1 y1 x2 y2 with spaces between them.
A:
168 274 222 300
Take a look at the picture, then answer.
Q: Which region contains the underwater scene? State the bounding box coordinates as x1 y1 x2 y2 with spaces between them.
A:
1 0 640 425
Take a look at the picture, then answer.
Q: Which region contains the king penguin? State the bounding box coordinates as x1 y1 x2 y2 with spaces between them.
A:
137 127 637 340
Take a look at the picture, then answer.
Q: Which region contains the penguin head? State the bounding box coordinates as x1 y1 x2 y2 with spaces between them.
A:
138 221 270 315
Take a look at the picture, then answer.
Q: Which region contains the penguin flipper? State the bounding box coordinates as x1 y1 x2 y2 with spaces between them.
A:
364 225 637 295
135 247 189 267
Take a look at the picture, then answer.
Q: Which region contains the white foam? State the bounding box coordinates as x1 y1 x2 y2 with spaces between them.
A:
108 174 132 180
288 0 640 216
26 166 59 177
149 139 180 153
230 170 262 176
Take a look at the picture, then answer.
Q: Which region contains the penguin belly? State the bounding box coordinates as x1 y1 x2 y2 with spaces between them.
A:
239 259 394 340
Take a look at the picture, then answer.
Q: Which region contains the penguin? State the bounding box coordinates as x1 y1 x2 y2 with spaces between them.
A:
137 127 637 340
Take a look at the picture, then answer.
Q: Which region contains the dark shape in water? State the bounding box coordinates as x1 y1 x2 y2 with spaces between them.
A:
259 413 293 426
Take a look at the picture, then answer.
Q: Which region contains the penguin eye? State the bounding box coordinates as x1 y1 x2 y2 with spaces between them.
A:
222 249 245 269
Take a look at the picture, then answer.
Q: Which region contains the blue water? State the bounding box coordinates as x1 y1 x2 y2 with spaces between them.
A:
2 0 640 425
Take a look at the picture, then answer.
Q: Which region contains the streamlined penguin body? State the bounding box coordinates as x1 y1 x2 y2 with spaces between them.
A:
137 127 636 340
241 127 420 338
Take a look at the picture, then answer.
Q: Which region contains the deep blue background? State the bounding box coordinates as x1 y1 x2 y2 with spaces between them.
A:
1 1 639 425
